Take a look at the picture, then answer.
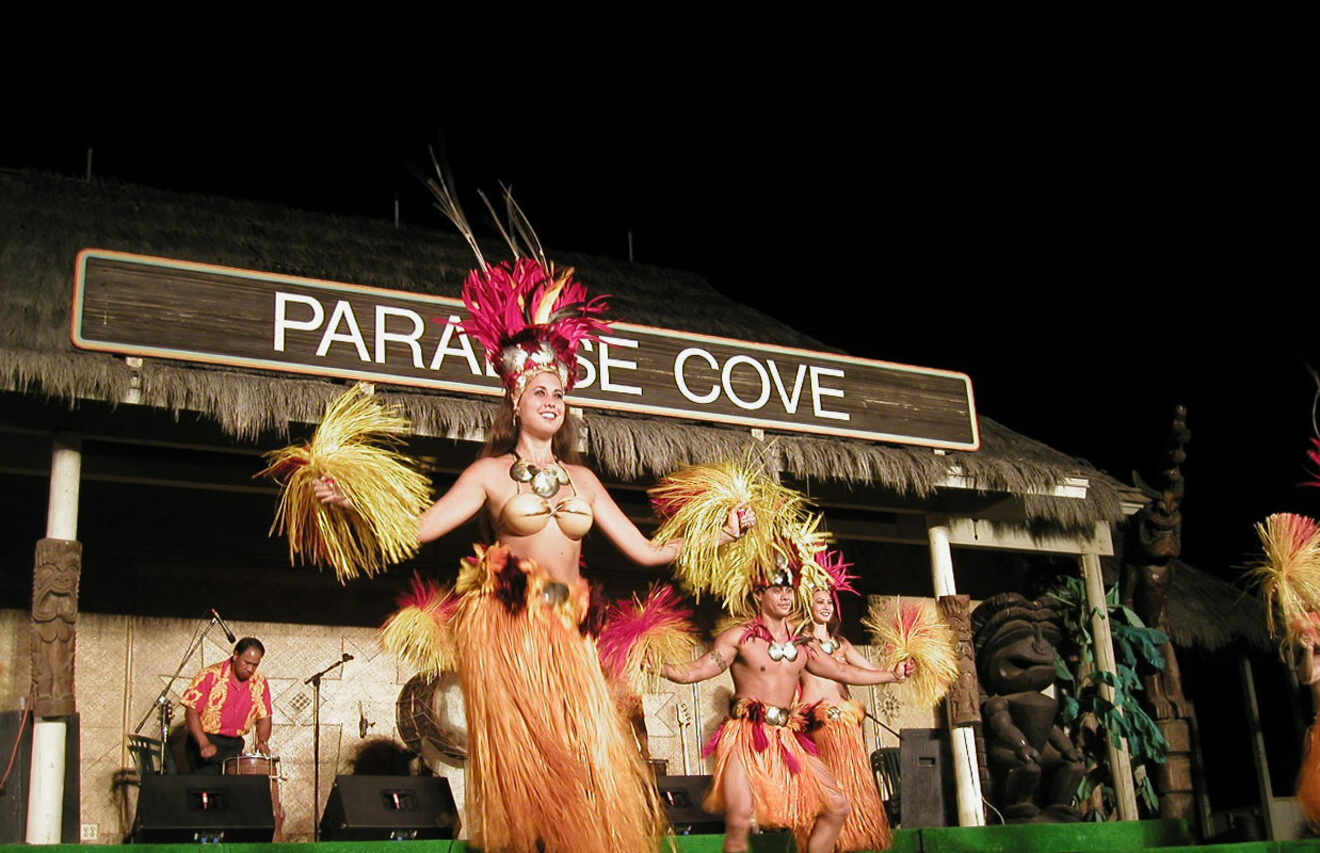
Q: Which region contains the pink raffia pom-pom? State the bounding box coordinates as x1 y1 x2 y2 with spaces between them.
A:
598 584 699 695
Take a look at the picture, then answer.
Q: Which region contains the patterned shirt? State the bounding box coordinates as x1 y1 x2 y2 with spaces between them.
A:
180 659 272 737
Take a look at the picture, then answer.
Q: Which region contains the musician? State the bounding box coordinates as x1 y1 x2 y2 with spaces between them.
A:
180 637 273 774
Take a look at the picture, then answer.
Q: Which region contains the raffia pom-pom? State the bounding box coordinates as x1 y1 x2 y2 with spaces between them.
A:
863 596 959 710
649 454 810 616
598 584 699 695
379 575 460 677
259 383 432 582
1248 512 1320 648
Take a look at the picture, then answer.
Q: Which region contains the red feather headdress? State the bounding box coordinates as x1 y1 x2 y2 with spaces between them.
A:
423 158 611 404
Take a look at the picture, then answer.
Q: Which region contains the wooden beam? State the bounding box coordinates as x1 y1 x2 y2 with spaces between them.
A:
945 517 1114 556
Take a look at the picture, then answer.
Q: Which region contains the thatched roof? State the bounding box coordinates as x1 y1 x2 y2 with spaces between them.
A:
1166 559 1269 652
0 169 1124 528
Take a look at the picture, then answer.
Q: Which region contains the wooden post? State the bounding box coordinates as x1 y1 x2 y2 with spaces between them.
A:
1080 550 1139 820
927 519 985 827
1239 654 1275 839
27 437 81 844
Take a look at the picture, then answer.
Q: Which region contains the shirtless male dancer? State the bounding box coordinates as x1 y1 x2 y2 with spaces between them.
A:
661 573 913 853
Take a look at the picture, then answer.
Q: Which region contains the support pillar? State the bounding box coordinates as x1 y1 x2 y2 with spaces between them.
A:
1080 550 1139 820
27 438 81 844
927 519 985 827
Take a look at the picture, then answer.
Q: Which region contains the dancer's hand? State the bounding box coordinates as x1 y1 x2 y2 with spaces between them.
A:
891 659 915 681
723 502 756 540
314 475 353 508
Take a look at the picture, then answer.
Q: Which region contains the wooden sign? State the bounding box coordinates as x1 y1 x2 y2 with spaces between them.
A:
71 250 979 449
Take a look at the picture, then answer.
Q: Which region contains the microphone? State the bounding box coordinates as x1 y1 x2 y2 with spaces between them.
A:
342 653 354 662
209 609 237 644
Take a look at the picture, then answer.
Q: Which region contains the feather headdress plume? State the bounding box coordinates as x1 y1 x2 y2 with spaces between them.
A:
598 584 700 695
649 453 809 616
864 596 959 710
379 574 460 677
1248 512 1320 648
422 158 610 403
258 383 432 583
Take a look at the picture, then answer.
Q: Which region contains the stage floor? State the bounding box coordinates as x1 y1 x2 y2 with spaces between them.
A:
8 818 1317 852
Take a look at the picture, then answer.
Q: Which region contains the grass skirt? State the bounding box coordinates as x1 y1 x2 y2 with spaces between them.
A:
453 544 668 853
702 698 828 851
808 699 892 852
1301 718 1320 830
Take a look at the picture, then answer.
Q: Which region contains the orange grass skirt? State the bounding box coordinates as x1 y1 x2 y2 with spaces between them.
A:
453 544 668 853
703 699 828 851
808 700 892 852
1300 719 1320 829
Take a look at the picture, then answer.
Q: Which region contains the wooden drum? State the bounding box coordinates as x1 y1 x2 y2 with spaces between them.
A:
222 753 284 840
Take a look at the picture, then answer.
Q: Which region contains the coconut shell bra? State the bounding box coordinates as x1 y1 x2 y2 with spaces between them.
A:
497 455 593 540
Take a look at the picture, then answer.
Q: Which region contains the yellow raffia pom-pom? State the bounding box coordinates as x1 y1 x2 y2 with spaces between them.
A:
260 383 432 583
864 596 959 710
1247 512 1320 649
379 576 459 677
649 454 809 616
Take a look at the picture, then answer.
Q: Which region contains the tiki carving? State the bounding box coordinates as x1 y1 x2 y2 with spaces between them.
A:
1121 406 1196 821
31 538 81 716
938 594 981 727
973 593 1083 822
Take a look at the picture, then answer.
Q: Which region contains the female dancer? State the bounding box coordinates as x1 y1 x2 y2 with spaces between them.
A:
798 557 897 851
319 253 750 852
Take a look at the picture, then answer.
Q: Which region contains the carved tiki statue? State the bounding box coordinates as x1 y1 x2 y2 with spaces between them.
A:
32 538 81 716
972 593 1083 822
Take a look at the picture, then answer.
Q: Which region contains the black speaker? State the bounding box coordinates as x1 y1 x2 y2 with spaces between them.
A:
0 711 80 844
899 727 956 828
319 775 458 841
656 774 723 835
133 774 274 843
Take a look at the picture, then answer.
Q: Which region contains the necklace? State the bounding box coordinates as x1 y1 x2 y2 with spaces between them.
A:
510 451 569 499
763 622 799 663
819 637 840 656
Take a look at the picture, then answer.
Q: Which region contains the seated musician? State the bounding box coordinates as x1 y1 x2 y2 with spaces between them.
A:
180 637 273 773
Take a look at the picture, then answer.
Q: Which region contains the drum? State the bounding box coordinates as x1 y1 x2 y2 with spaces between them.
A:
222 753 278 777
223 754 283 840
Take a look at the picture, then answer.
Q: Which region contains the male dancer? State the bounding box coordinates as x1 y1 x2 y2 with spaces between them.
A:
799 583 892 851
661 571 912 853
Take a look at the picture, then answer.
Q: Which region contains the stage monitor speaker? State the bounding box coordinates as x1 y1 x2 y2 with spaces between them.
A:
0 711 80 844
133 774 273 843
899 727 956 828
656 774 723 835
319 775 458 841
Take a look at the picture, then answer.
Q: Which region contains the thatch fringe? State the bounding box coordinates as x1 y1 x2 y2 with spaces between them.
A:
1166 560 1269 652
583 413 762 482
138 362 344 440
4 348 1126 529
137 362 499 443
0 348 131 405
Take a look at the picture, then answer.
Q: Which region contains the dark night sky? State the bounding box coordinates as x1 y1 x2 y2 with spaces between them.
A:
4 97 1314 585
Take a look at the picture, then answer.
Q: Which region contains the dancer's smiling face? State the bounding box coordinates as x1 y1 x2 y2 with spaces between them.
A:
811 589 834 626
515 373 566 439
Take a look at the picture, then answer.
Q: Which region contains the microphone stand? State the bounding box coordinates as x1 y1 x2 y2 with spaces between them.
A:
133 614 223 773
306 655 349 842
